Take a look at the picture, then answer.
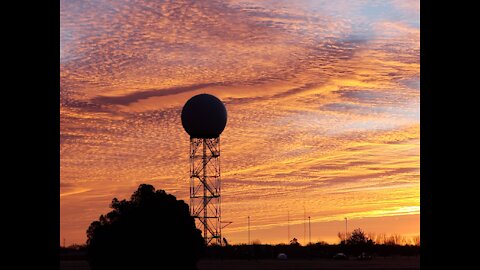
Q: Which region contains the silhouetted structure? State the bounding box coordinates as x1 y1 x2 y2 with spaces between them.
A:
181 93 227 138
181 94 228 246
86 184 204 270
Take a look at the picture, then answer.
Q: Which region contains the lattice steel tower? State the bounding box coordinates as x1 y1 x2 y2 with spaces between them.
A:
189 137 221 245
181 94 227 246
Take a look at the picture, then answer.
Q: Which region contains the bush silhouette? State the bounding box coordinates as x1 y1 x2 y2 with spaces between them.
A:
86 184 204 270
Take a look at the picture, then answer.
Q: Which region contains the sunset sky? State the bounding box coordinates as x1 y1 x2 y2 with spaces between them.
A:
60 0 419 245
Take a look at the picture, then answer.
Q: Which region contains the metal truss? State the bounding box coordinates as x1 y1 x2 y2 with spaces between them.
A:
189 137 221 245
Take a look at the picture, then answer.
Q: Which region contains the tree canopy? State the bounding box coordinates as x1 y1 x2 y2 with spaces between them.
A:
86 184 204 270
347 228 374 246
345 228 375 256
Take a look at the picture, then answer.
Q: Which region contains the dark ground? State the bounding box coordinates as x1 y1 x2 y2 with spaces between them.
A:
61 256 420 270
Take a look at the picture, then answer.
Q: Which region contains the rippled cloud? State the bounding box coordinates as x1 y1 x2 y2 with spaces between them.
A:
61 0 419 245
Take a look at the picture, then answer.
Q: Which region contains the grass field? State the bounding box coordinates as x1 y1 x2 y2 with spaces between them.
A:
61 257 420 270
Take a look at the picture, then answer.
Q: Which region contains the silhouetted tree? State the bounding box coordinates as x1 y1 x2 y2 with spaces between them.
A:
223 237 229 246
386 234 405 245
252 239 262 245
346 228 375 256
412 235 420 246
290 237 300 246
348 228 371 245
337 232 351 244
376 233 388 245
311 240 329 246
86 184 204 270
367 232 376 243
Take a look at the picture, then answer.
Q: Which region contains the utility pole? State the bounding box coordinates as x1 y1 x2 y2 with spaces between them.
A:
248 216 250 245
287 211 290 244
344 217 348 245
308 216 311 245
303 205 306 245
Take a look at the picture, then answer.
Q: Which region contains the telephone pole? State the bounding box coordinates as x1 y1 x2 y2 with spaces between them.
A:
308 216 311 244
344 217 348 245
287 211 290 243
248 216 250 245
303 205 306 245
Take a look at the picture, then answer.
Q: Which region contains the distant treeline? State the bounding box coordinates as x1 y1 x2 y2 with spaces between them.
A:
61 241 419 261
60 245 87 260
203 242 419 260
202 228 420 260
61 227 419 261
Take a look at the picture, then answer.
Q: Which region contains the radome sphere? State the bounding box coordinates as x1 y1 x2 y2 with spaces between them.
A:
181 94 227 138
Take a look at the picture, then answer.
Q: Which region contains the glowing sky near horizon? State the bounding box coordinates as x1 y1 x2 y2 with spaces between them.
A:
60 0 419 245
